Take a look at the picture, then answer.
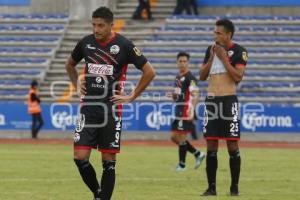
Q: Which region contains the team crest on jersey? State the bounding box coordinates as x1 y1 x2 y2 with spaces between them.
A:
190 80 196 86
228 50 234 57
88 63 114 75
110 45 120 54
133 47 142 56
242 52 248 61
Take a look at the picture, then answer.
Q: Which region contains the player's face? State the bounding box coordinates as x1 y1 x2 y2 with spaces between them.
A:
177 56 189 73
92 17 113 40
214 26 231 45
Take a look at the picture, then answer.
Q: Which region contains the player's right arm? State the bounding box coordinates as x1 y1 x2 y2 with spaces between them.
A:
65 56 79 90
199 45 214 81
65 39 84 91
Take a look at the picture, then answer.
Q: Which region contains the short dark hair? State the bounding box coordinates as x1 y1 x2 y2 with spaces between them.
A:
31 80 38 88
216 19 235 39
92 7 113 22
177 52 190 60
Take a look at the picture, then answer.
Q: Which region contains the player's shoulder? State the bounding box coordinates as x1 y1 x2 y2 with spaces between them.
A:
78 34 94 43
114 33 132 45
233 43 247 53
187 71 197 81
206 45 213 51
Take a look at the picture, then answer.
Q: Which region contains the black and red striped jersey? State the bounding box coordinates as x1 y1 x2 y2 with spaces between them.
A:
71 33 147 113
173 71 198 118
203 43 248 76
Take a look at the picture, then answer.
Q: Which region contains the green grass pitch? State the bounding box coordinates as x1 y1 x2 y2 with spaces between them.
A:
0 143 299 200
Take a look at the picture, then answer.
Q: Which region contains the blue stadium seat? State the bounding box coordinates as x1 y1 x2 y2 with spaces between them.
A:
0 58 47 63
0 36 59 42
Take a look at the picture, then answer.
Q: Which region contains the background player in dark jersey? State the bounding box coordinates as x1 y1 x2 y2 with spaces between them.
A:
199 19 248 196
170 52 205 172
65 7 155 200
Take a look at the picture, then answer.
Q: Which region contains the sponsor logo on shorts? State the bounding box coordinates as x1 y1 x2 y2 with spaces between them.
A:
230 103 239 136
75 114 85 132
177 120 183 130
74 132 80 142
88 63 114 75
112 118 121 147
110 142 119 148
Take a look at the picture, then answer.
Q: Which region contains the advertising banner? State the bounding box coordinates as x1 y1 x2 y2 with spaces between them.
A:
0 102 299 133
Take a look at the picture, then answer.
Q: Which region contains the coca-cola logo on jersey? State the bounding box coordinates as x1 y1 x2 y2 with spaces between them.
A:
88 63 114 75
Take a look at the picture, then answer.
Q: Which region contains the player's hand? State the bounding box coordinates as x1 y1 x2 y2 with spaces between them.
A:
110 90 134 104
215 44 228 62
208 44 215 61
80 79 87 95
172 93 179 101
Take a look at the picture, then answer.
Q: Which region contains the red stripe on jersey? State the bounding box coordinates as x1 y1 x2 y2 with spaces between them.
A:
94 52 112 65
87 56 100 64
205 136 240 141
116 64 128 117
183 88 190 118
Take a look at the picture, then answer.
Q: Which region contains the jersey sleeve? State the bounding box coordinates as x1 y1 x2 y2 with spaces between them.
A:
126 40 148 70
71 39 84 63
203 46 212 64
235 46 248 67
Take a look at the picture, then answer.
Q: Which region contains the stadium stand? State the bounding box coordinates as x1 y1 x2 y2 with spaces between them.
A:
0 13 68 100
1 1 299 103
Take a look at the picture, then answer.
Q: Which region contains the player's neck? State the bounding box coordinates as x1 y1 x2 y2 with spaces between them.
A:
96 32 115 44
180 69 189 76
224 41 234 49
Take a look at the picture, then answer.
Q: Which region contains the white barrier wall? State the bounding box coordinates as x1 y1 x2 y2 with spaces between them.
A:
0 0 117 20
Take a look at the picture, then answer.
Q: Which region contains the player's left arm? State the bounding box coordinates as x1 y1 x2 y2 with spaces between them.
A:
111 42 156 104
130 62 156 101
111 62 155 103
215 45 248 82
187 79 199 120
